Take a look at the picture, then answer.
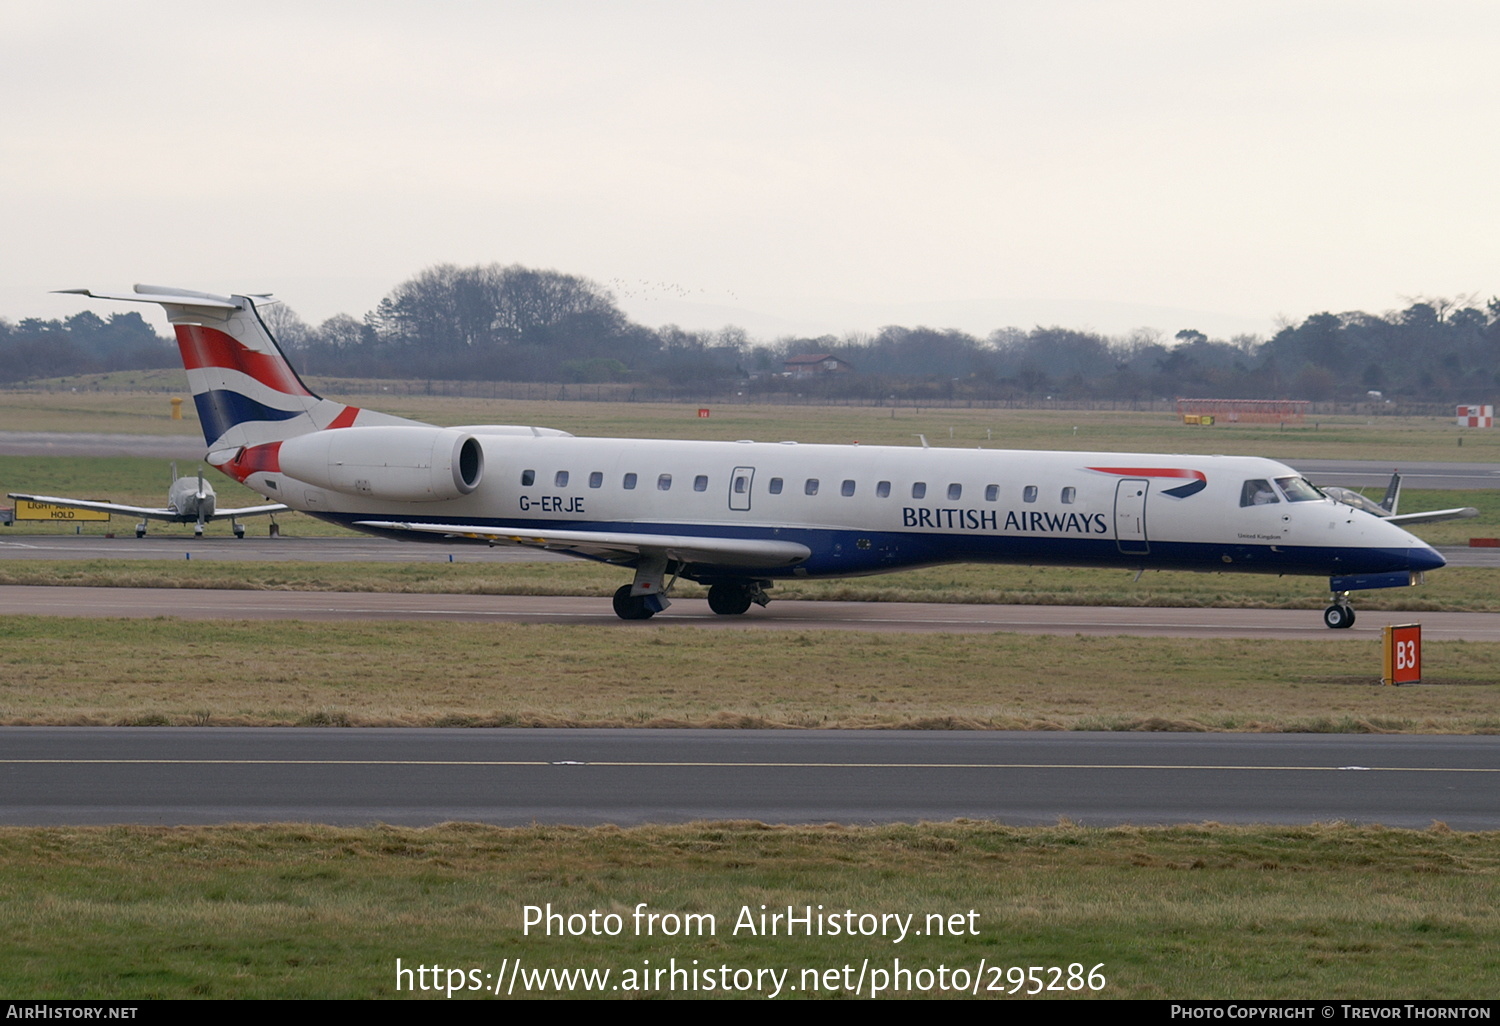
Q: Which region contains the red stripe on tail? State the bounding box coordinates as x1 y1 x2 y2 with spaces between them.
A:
175 325 313 397
326 406 360 428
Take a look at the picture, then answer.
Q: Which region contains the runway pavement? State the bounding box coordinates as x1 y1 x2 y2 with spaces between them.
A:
2 584 1499 639
1290 458 1500 491
2 728 1495 828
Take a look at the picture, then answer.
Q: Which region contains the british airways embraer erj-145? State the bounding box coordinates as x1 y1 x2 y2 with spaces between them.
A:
62 285 1446 627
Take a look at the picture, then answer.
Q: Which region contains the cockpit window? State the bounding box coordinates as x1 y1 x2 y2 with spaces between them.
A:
1240 479 1279 506
1275 476 1323 502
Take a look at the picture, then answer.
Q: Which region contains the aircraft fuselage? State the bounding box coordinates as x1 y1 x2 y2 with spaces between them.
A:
258 435 1441 582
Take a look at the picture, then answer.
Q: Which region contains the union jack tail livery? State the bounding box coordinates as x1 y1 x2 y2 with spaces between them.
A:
57 285 419 454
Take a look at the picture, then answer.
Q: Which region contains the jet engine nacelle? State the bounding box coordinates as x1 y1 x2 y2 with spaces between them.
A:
277 426 484 502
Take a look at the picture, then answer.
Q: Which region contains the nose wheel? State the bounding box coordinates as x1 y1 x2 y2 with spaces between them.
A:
1323 596 1356 629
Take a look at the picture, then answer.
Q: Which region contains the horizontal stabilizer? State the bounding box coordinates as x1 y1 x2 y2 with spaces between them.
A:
55 286 241 310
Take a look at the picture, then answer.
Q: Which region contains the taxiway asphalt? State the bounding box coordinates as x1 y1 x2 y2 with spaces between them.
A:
2 728 1495 828
4 583 1500 639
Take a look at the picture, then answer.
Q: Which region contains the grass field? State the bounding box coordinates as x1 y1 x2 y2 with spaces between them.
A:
2 616 1497 731
1 822 1495 999
6 378 1500 460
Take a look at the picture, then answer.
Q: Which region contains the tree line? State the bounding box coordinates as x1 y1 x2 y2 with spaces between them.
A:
5 264 1499 402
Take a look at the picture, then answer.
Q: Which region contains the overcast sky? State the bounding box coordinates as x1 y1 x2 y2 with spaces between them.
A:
3 2 1496 342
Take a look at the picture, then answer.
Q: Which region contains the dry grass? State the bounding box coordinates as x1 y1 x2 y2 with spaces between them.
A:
1 617 1496 731
1 821 1496 998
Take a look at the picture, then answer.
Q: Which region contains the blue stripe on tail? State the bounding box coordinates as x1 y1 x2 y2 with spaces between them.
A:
193 389 305 445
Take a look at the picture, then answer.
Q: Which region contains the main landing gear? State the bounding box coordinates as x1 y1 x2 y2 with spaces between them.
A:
609 566 773 621
611 554 676 620
612 585 663 620
707 580 771 616
1323 592 1356 629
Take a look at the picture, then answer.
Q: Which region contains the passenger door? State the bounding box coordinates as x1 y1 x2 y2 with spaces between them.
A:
1114 478 1149 555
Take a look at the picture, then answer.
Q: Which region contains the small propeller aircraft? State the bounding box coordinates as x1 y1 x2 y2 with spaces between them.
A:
1319 472 1478 527
8 463 286 538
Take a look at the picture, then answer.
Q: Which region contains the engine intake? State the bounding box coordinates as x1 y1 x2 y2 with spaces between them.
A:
278 426 484 502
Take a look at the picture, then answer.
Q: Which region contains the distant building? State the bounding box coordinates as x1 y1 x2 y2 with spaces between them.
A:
783 353 854 378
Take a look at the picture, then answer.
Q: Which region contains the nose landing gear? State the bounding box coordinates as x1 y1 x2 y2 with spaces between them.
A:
1323 592 1356 629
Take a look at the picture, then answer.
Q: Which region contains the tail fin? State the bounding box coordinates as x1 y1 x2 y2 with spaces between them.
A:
1380 472 1401 515
57 285 420 451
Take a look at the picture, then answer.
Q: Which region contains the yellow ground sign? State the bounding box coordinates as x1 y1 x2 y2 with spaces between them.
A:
13 500 111 522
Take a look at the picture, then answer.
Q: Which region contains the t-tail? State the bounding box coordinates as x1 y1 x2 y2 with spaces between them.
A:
57 285 423 481
62 286 489 503
59 285 420 449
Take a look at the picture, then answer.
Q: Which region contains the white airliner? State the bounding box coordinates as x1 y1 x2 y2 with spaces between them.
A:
60 285 1446 627
9 463 286 538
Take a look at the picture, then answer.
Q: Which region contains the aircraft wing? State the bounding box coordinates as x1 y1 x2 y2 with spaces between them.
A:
1384 507 1479 526
6 493 287 520
7 493 177 519
211 503 289 517
356 521 812 568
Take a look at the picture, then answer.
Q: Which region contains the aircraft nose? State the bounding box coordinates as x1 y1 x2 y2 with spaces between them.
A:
1408 544 1446 572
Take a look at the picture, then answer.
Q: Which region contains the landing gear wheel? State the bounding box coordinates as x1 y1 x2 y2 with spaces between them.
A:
1323 604 1355 629
612 584 656 620
707 583 754 616
135 526 146 539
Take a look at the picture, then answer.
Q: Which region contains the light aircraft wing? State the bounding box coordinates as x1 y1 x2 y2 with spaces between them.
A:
356 521 811 568
209 502 290 517
1383 507 1479 526
5 493 287 520
7 493 176 519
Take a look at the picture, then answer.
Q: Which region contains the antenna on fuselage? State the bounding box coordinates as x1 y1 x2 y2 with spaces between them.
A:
916 434 929 448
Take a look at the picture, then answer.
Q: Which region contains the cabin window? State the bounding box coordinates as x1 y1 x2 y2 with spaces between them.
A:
554 471 569 488
1241 479 1278 506
912 482 927 499
623 473 637 490
694 474 709 492
658 474 672 491
1276 476 1322 502
842 479 856 497
1061 487 1076 504
769 478 784 494
876 481 891 498
805 478 820 496
588 471 603 488
947 483 962 500
985 484 999 502
733 474 749 494
1023 485 1038 503
521 470 535 486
